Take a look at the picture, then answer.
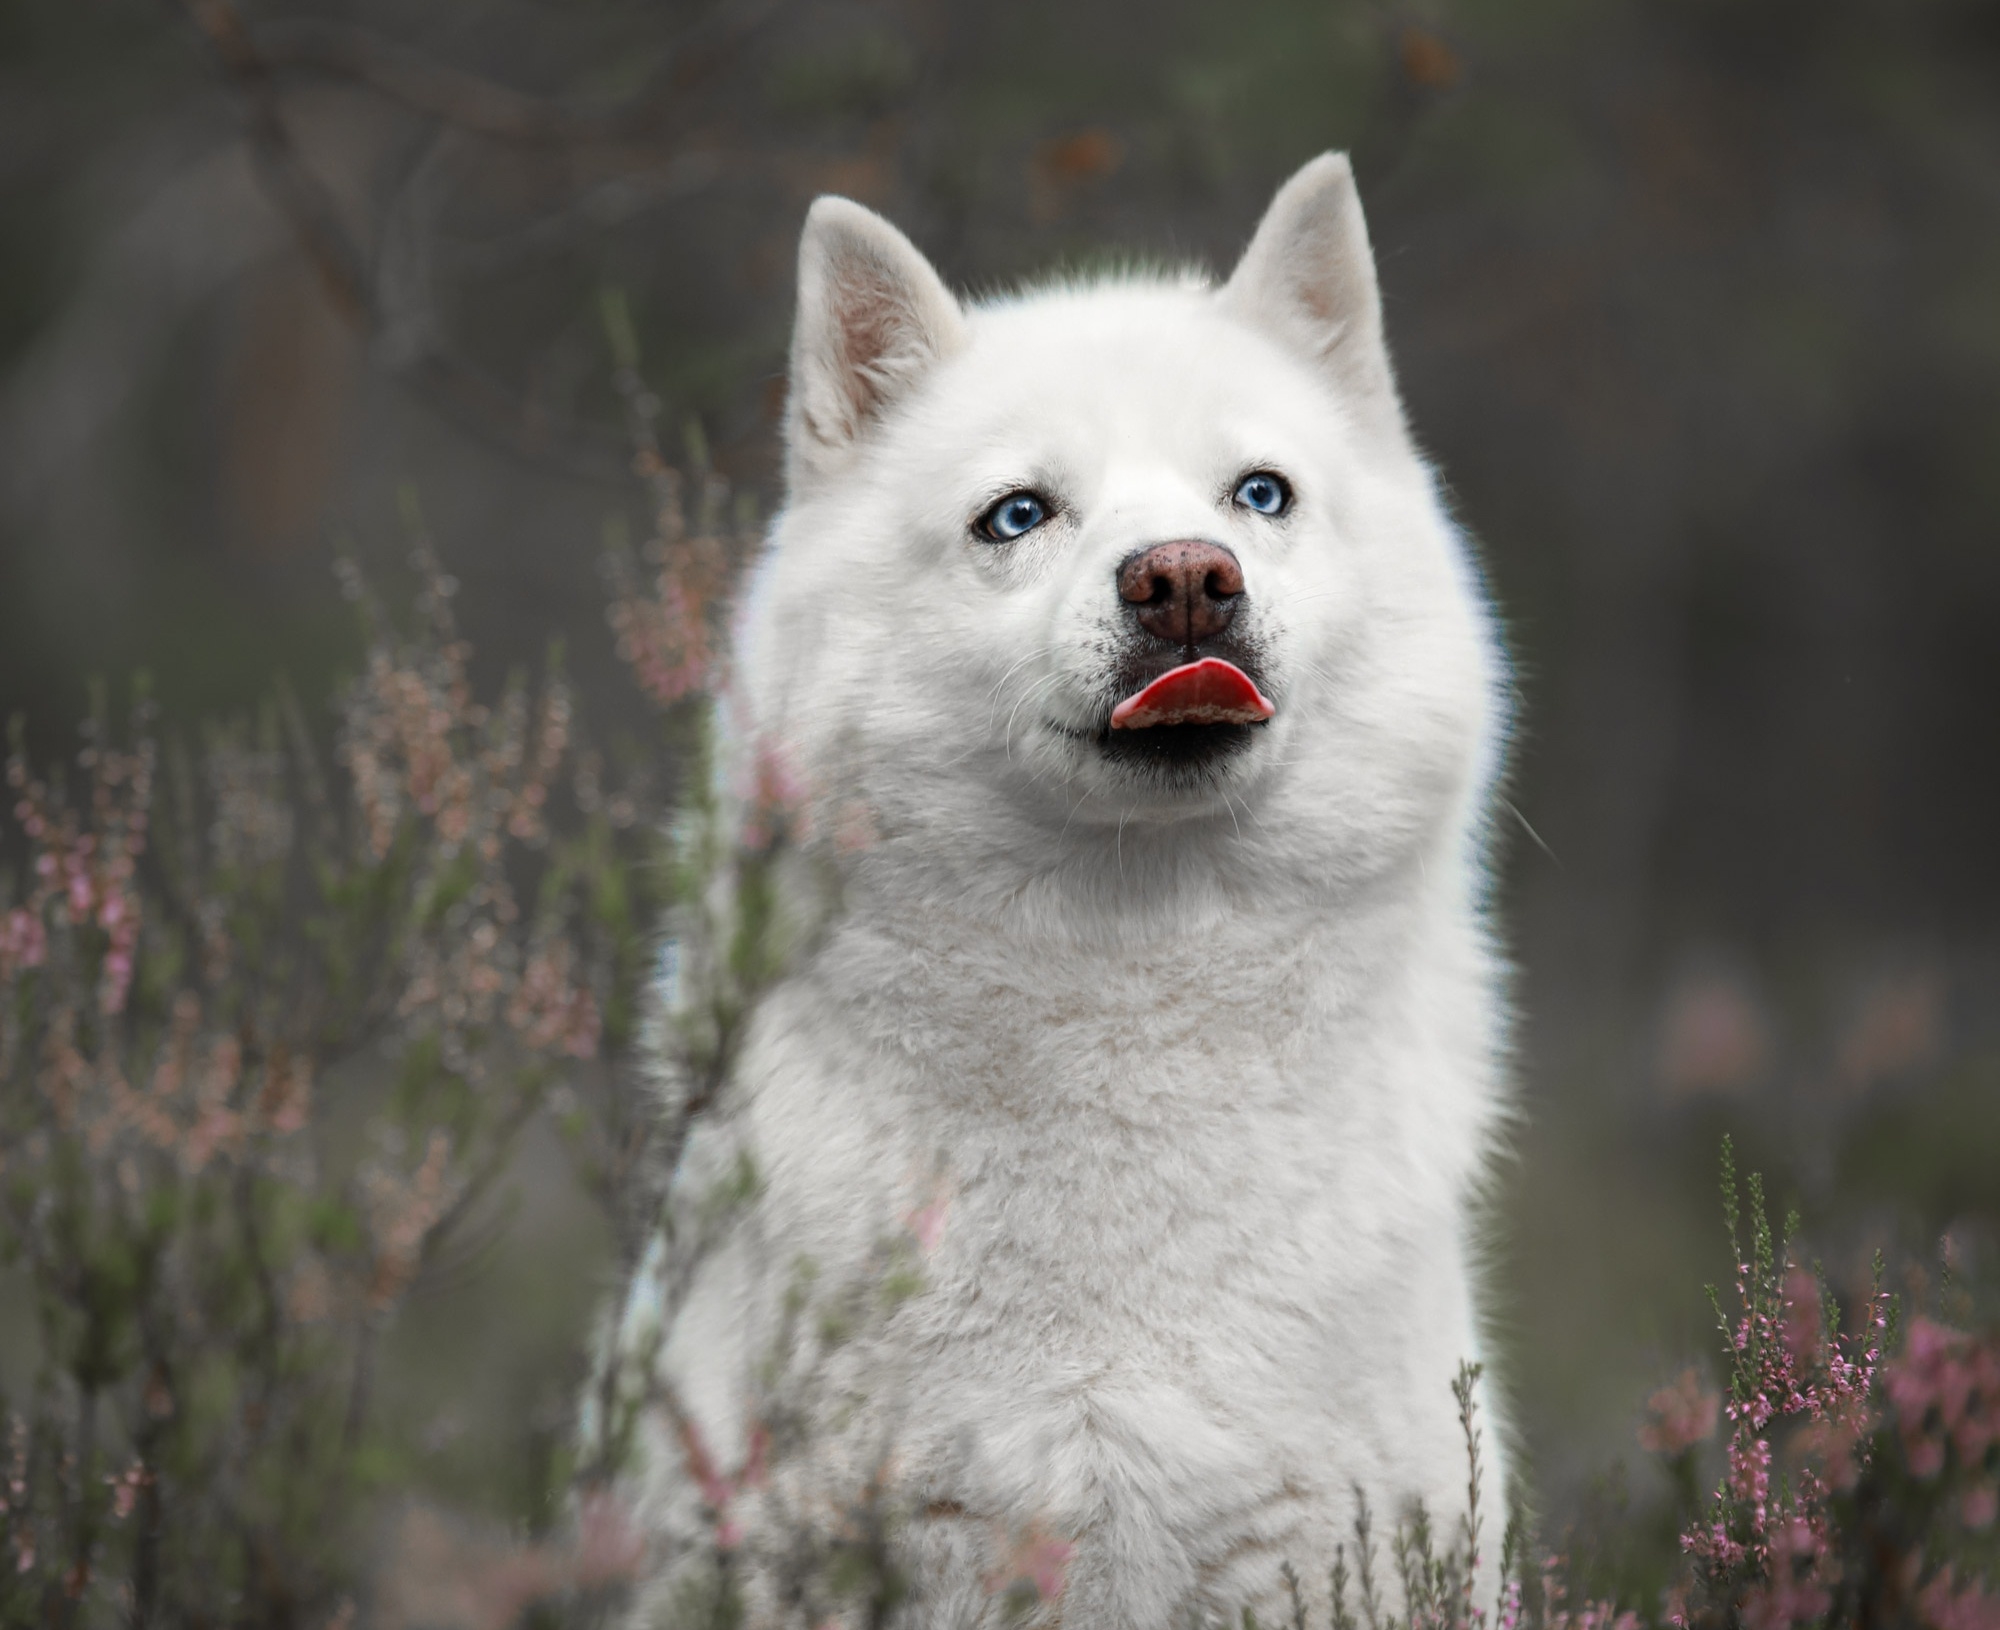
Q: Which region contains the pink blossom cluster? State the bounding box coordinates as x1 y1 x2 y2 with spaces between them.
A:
1 1417 32 1577
1539 1556 1640 1630
0 511 668 1620
1738 1517 1830 1630
1886 1319 2000 1529
510 942 603 1059
1659 1199 2000 1630
673 1412 768 1552
340 639 478 856
104 1460 149 1523
609 566 718 708
0 906 46 978
26 984 314 1175
1678 1250 1887 1629
6 721 152 1015
336 549 607 1079
338 545 578 866
1640 1369 1721 1458
983 1523 1075 1605
1919 1567 2000 1630
374 1491 646 1630
362 1130 458 1311
603 456 739 710
740 740 809 854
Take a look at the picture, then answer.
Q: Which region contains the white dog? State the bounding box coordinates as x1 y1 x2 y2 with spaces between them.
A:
609 153 1515 1630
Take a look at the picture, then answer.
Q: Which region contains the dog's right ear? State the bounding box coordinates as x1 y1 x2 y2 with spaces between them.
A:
786 197 966 494
1219 154 1405 446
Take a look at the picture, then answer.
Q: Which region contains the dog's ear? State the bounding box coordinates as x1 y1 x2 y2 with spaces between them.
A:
1220 154 1404 443
786 196 966 493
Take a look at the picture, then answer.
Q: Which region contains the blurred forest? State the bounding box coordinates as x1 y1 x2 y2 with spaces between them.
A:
3 0 1999 1563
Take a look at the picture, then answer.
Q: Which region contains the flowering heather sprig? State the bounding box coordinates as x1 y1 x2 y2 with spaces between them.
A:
1886 1319 2000 1525
0 514 670 1625
1918 1567 2000 1630
599 290 754 713
6 700 153 1017
1639 1371 1721 1460
1653 1138 2000 1630
1538 1559 1641 1630
1673 1140 1887 1626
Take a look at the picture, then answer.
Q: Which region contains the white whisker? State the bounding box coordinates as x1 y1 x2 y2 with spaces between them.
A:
1003 673 1066 760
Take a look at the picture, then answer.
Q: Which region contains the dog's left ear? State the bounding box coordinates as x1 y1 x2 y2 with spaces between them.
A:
1220 154 1404 444
786 196 967 495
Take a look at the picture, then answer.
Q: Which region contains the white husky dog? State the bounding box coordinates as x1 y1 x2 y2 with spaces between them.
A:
611 153 1514 1630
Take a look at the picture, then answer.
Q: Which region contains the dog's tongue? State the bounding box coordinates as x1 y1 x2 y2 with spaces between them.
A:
1109 659 1276 730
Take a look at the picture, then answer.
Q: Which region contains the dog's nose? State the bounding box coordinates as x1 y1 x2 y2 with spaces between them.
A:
1116 540 1244 647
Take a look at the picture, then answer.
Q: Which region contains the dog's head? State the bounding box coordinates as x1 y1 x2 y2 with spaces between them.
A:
736 155 1504 893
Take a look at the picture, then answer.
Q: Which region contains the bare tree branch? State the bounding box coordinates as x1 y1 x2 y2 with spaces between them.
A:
253 18 617 144
180 0 374 323
250 0 794 146
172 0 637 482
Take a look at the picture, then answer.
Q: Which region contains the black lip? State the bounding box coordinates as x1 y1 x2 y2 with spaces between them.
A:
1047 717 1263 777
1041 635 1272 779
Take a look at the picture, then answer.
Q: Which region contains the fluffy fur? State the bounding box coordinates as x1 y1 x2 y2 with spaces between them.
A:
613 153 1515 1629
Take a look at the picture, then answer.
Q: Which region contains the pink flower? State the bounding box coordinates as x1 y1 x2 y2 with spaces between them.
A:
571 1490 646 1588
673 1412 763 1553
1918 1566 2000 1630
1886 1320 2000 1480
740 742 808 852
905 1197 949 1255
985 1524 1074 1603
105 1461 149 1522
0 907 46 975
1738 1518 1831 1630
1781 1268 1823 1368
1639 1369 1720 1457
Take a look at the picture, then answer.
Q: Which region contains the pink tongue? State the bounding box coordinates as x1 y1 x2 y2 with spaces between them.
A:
1109 659 1276 730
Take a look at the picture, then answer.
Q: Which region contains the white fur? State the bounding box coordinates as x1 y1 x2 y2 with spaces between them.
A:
616 154 1514 1629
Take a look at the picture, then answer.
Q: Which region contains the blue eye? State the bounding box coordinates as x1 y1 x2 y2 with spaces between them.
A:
1233 471 1291 516
978 491 1050 541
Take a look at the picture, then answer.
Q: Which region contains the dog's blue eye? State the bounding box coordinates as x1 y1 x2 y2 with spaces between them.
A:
1233 472 1291 516
979 491 1049 542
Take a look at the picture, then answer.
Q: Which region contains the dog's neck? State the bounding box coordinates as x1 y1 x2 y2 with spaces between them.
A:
836 767 1469 951
795 813 1492 1145
834 804 1469 1001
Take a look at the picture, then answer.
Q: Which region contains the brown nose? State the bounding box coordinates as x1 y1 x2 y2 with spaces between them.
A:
1116 540 1245 647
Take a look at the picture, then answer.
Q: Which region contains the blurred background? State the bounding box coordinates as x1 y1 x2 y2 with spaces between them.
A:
3 0 1998 1555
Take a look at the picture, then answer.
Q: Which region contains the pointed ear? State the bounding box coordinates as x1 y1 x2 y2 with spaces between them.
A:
1219 154 1404 443
785 196 966 493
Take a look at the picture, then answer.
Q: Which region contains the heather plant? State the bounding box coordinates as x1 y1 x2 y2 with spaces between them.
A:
1231 1139 1999 1630
0 495 696 1624
1663 1139 2000 1630
3 306 1996 1630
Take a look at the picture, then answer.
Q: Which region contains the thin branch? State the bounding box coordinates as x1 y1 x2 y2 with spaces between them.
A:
171 0 636 482
179 0 374 323
254 18 618 144
252 0 795 146
415 1082 547 1275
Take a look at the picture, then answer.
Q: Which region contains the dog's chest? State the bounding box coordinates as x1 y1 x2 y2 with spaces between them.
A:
746 910 1450 1407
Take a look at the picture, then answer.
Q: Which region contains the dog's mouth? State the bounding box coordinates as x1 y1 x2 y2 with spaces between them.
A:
1108 659 1275 730
1049 658 1275 778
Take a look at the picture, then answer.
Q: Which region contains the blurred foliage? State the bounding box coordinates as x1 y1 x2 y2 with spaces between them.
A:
0 0 1997 1605
0 519 678 1625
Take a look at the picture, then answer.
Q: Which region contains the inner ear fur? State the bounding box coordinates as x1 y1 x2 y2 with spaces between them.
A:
1219 153 1406 444
785 196 966 493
